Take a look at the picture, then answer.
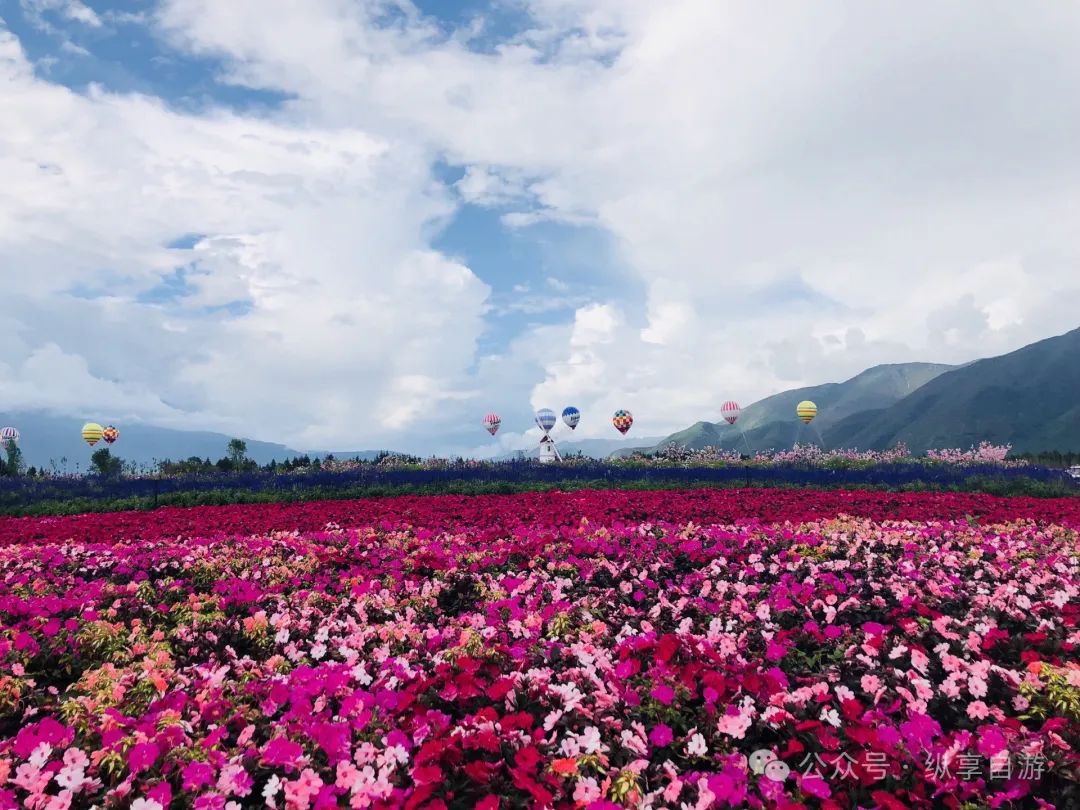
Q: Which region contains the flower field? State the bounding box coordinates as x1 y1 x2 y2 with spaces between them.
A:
1 490 1078 809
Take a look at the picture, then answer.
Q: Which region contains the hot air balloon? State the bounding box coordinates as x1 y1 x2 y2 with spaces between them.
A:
483 413 501 436
82 422 104 447
535 408 557 434
612 409 633 435
0 427 19 446
561 406 580 430
720 401 740 425
796 401 817 424
102 425 120 445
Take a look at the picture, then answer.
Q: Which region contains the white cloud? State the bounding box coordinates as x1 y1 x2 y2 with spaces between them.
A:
19 0 102 31
6 2 1080 448
0 27 489 450
454 165 531 207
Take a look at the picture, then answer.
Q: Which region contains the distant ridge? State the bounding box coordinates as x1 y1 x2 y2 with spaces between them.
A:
0 412 388 469
619 361 954 455
826 326 1080 453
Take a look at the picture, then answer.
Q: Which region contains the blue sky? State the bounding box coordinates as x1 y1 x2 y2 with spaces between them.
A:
5 0 626 381
2 1 1079 454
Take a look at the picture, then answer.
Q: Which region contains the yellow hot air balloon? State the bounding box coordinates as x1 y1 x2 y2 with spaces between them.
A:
796 401 817 424
82 422 104 447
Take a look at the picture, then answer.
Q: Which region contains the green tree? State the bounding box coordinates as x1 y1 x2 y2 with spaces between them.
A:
2 441 22 476
227 438 248 466
90 448 123 477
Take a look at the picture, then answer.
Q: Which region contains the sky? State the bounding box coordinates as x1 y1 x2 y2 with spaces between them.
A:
2 1 1080 456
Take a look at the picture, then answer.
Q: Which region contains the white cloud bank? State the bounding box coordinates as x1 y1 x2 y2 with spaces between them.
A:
3 1 1080 452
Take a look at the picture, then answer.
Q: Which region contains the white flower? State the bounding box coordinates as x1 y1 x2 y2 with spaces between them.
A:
263 774 282 803
579 726 602 755
351 662 373 686
686 732 708 757
29 743 52 769
130 800 163 810
559 736 581 757
310 643 327 660
55 764 87 792
384 744 409 766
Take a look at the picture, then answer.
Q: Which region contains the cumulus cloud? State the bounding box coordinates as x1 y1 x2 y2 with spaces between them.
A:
19 0 102 31
5 1 1080 449
0 27 489 450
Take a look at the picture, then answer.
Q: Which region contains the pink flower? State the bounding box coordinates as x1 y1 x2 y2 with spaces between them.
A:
967 700 990 720
969 676 988 698
217 763 253 798
335 761 360 792
573 777 601 804
861 674 882 693
283 768 324 810
44 791 73 810
716 704 753 739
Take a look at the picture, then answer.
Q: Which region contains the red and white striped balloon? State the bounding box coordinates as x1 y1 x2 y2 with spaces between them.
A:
483 413 501 436
720 401 740 425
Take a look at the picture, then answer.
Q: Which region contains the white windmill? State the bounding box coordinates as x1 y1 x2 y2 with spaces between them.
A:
535 408 562 463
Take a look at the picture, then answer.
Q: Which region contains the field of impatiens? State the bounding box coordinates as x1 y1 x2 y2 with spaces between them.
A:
1 489 1078 809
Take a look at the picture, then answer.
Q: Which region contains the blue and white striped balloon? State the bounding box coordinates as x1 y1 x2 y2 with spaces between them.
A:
535 408 557 433
561 406 580 430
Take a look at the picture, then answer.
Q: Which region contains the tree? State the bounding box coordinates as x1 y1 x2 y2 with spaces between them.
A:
90 448 123 477
2 440 22 477
227 439 248 467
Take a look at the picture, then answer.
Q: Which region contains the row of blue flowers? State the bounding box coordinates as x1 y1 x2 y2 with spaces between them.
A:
0 459 1075 508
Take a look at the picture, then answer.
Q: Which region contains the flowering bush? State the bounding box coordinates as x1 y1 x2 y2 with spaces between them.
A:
1 491 1078 808
925 442 1016 465
631 443 1026 470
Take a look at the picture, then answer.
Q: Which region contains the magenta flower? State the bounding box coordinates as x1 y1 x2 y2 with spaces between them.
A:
650 684 675 706
649 724 673 748
127 743 159 774
261 738 304 769
182 762 214 792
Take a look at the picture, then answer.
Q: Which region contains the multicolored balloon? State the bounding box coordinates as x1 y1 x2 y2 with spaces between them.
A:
82 422 104 447
720 401 740 425
483 413 501 436
562 406 580 430
535 408 557 434
796 400 818 424
612 409 633 435
102 425 120 445
0 427 19 446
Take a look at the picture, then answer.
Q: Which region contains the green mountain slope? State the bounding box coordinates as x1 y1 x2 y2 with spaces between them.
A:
828 327 1080 453
624 362 954 454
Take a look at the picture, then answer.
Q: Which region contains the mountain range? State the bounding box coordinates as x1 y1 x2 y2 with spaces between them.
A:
0 412 386 471
620 326 1080 456
3 327 1078 467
